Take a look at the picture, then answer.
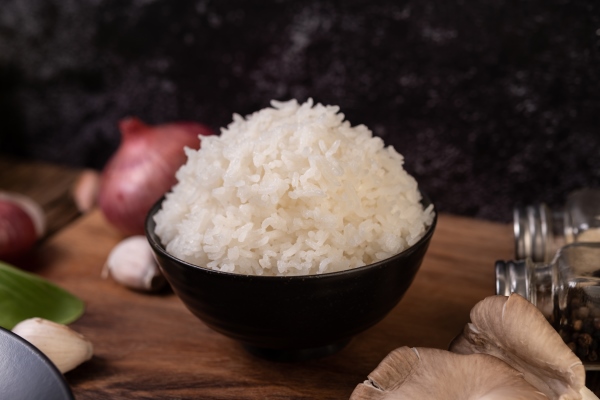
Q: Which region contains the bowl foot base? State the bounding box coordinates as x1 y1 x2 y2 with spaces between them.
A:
243 339 351 362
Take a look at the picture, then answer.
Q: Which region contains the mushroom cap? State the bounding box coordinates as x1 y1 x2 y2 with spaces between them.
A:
449 294 585 400
350 346 547 399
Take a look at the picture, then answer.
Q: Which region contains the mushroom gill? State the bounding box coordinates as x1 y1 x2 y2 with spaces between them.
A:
350 346 548 399
449 294 586 400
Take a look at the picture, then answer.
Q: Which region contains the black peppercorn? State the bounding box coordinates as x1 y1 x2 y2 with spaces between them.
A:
578 333 593 348
576 346 590 359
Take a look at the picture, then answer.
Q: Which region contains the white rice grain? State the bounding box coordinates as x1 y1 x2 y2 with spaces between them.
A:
154 99 434 276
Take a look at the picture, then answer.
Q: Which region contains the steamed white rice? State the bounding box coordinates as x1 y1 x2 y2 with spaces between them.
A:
154 99 434 276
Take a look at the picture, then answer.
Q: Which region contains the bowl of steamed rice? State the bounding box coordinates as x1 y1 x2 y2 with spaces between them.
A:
146 99 436 360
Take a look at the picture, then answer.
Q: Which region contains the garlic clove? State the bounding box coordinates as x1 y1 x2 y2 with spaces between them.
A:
12 318 93 374
105 235 167 291
71 169 101 213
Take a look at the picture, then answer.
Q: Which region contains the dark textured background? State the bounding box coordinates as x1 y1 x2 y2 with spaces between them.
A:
1 0 599 222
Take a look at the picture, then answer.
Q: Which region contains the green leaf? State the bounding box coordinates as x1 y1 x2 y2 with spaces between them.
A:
0 261 84 330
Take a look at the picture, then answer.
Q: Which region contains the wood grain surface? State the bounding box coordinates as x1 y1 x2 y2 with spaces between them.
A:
27 209 514 399
3 157 599 398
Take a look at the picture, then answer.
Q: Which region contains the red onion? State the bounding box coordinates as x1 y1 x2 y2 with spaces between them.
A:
0 192 46 261
98 117 213 235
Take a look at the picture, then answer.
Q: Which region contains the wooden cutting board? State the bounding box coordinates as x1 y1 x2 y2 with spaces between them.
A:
28 208 517 399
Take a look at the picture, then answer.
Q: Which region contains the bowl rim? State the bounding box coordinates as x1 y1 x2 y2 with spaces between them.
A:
0 326 75 399
145 193 437 281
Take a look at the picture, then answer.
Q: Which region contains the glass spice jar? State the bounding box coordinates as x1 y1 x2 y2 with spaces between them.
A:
496 242 600 369
513 188 600 262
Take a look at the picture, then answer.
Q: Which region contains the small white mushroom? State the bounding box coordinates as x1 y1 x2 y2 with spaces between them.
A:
351 346 547 399
450 294 596 400
12 318 93 374
104 235 166 291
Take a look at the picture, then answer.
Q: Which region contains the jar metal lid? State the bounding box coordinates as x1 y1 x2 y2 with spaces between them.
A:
495 259 528 297
513 204 551 262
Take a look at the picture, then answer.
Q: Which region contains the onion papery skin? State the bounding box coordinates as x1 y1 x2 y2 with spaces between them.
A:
0 197 42 261
99 117 213 235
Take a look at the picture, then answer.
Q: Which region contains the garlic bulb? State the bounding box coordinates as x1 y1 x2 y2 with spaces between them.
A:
12 318 93 373
104 235 166 291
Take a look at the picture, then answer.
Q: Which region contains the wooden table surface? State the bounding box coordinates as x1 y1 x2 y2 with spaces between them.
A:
2 157 599 399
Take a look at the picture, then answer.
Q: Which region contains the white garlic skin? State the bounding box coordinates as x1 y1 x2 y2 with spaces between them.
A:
12 318 93 373
105 235 166 291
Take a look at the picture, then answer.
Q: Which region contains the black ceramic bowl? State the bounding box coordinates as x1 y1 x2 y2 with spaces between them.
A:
146 196 436 361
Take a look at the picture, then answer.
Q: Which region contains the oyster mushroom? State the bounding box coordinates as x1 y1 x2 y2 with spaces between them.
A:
450 294 594 400
350 346 547 399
